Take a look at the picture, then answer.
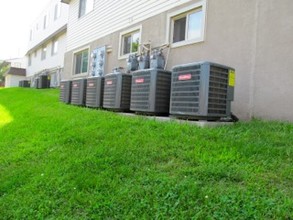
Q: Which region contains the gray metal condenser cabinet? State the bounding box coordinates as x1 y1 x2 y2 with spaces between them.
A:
170 61 235 120
103 73 132 111
38 75 50 89
130 69 171 115
86 76 104 108
59 80 72 104
70 79 87 106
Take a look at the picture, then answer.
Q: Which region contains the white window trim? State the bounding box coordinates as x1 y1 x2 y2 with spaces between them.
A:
54 3 61 20
41 46 47 61
52 39 59 56
28 54 32 66
79 0 95 18
72 46 90 77
43 14 49 29
166 0 207 48
118 25 142 60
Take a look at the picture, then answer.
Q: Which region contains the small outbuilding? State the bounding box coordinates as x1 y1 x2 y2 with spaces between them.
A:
4 67 27 88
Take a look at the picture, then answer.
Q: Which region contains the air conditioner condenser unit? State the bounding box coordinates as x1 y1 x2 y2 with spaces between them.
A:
86 76 104 108
70 78 87 106
103 70 132 111
38 75 50 89
170 61 235 120
60 80 72 104
130 69 171 115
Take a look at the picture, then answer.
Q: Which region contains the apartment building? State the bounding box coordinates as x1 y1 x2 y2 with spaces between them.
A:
26 0 69 87
60 0 293 121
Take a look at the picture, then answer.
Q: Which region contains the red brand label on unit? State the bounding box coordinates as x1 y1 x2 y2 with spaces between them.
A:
178 74 192 81
106 80 113 85
73 83 78 87
135 78 144 84
88 83 94 87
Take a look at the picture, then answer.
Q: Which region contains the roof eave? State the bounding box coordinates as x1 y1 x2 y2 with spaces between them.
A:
25 24 67 56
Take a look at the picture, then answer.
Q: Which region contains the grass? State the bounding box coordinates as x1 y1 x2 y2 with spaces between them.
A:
0 88 292 219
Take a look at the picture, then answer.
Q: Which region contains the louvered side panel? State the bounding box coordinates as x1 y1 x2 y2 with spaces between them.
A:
154 70 171 113
208 66 229 115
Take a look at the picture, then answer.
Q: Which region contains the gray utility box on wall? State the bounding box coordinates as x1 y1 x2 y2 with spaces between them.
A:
103 73 132 111
70 78 87 106
86 76 104 108
130 69 171 115
59 80 72 104
170 61 235 120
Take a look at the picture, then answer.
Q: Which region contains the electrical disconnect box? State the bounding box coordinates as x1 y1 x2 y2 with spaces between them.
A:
86 76 105 108
60 80 72 104
150 49 165 69
90 46 106 76
169 61 235 120
130 69 171 115
70 78 87 106
103 68 132 111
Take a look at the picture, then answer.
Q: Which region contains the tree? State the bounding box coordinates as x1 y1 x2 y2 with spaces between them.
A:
0 61 10 86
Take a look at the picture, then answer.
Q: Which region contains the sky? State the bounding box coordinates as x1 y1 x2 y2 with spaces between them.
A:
0 0 51 60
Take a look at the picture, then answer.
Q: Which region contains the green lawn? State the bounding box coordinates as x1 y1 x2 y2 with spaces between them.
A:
0 88 292 219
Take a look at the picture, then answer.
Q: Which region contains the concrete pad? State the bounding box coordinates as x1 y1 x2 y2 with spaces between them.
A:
117 113 234 127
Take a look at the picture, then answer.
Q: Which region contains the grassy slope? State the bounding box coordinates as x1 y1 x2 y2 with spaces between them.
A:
0 88 292 219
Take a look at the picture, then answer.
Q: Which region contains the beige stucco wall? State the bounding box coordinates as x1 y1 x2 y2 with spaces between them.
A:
252 0 293 121
63 0 293 121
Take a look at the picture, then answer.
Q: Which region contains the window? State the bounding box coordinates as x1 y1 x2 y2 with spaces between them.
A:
79 0 94 18
43 14 49 29
34 50 37 57
28 54 32 66
119 26 141 59
167 1 206 47
54 3 61 20
74 49 89 75
41 46 47 60
29 30 33 41
52 39 58 55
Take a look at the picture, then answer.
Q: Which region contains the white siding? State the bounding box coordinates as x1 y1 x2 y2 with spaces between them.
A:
66 0 192 51
5 75 27 88
26 32 67 77
28 0 69 51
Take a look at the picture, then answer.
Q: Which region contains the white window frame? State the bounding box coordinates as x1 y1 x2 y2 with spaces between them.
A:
29 29 33 41
166 0 207 48
52 39 59 56
28 54 32 66
54 3 61 20
118 25 142 60
43 14 49 29
72 47 90 76
41 46 47 61
79 0 94 18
